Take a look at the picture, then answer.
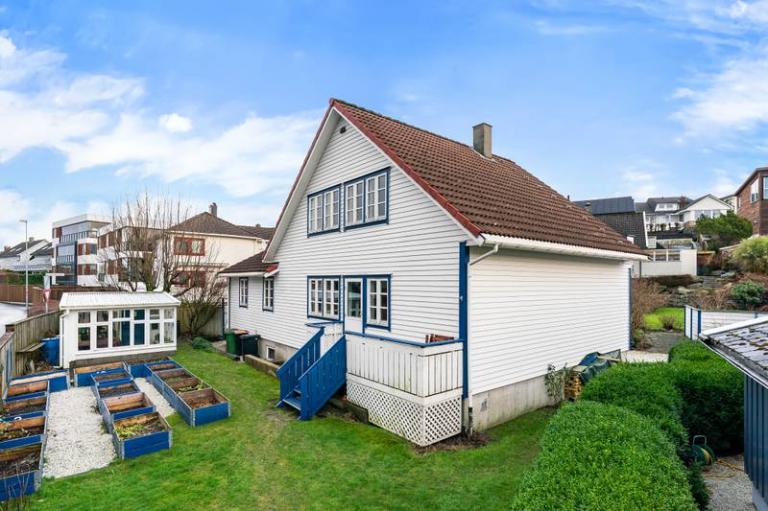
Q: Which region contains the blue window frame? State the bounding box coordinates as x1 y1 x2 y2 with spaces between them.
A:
307 276 340 320
262 277 274 312
307 185 341 236
344 169 389 230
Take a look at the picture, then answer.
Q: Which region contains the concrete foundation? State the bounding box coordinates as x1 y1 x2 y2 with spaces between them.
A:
258 337 296 364
469 374 555 431
755 488 768 511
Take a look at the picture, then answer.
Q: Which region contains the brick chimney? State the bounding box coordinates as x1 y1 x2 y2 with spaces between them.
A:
473 123 492 158
209 202 218 217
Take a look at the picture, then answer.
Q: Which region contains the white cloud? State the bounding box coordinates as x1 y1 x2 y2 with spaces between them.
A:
711 168 742 196
622 167 660 200
158 113 192 133
0 34 319 199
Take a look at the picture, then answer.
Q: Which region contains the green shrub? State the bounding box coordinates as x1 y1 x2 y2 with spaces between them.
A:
580 363 687 447
648 275 696 288
510 401 697 511
731 281 765 309
669 345 744 454
191 336 213 351
732 236 768 273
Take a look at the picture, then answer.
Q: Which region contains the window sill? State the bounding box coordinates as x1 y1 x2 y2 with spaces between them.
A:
307 227 341 237
364 322 390 331
262 307 274 312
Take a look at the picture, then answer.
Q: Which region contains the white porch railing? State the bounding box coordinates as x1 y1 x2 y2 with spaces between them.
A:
345 333 463 446
306 321 343 354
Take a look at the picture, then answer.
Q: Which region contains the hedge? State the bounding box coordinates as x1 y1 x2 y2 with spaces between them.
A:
579 363 687 448
669 342 744 454
510 401 697 511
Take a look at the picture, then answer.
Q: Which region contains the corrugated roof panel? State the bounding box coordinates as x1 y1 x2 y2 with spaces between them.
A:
59 292 180 309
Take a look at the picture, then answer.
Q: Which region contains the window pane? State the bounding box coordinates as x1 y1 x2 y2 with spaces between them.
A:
163 322 175 344
150 323 161 345
78 312 90 324
149 309 160 320
97 311 109 323
134 323 145 345
164 308 174 319
112 322 129 347
134 309 145 321
355 182 364 222
345 185 355 225
308 196 317 232
78 327 90 350
96 325 109 348
347 282 361 318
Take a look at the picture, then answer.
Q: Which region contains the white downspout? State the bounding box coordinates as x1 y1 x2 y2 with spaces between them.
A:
469 243 499 266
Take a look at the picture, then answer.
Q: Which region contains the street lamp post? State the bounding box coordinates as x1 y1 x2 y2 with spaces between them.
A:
19 219 28 317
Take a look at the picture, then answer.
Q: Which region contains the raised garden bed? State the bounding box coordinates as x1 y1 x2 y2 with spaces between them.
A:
98 392 155 434
10 370 69 393
92 370 131 384
5 381 49 402
168 377 208 394
0 416 46 450
0 395 48 421
176 388 231 427
94 381 139 400
112 412 171 459
133 358 179 378
74 362 128 387
149 368 193 401
0 443 43 501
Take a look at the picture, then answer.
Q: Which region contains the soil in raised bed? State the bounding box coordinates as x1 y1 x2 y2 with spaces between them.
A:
148 362 177 372
98 384 136 398
0 446 40 478
94 372 129 383
0 425 44 441
0 399 46 417
181 391 222 409
114 415 166 440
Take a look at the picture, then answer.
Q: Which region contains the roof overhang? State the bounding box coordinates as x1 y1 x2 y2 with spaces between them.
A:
480 234 648 261
700 319 768 389
219 271 265 278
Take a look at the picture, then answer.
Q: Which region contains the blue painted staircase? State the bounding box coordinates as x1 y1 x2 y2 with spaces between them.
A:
276 328 347 420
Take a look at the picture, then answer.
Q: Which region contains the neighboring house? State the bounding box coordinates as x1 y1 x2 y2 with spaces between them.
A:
11 241 53 272
735 167 768 236
636 196 692 232
52 214 111 286
721 194 738 213
676 194 733 228
573 196 636 215
98 203 273 291
700 319 768 511
0 239 49 271
221 99 645 446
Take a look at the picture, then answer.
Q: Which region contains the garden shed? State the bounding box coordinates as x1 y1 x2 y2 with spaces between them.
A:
59 292 179 369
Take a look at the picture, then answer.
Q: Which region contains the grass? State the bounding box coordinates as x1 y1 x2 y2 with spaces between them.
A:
644 307 685 331
29 345 552 511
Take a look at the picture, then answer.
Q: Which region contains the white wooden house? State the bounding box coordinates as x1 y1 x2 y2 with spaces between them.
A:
221 99 646 446
59 292 179 369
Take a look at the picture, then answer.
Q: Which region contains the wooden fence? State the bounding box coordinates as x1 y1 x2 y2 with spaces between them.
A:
0 283 44 305
178 302 224 339
5 311 61 376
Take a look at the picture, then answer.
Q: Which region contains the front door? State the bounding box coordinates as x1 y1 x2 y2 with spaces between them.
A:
345 278 363 334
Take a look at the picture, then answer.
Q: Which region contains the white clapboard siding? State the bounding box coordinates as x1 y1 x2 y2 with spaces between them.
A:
468 248 630 394
346 334 463 397
228 115 467 349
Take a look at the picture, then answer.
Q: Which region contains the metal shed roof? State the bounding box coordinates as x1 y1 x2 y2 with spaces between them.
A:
59 292 180 309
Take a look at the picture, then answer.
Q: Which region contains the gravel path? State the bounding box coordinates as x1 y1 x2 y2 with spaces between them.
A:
704 455 755 511
135 378 175 418
44 387 115 479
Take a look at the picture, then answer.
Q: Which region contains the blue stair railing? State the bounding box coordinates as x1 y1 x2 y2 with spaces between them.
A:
297 336 347 420
276 328 323 404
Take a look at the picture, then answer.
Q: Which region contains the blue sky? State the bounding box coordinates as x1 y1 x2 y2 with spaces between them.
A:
2 0 768 242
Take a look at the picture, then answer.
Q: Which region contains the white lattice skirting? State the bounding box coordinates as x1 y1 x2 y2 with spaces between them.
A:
347 376 462 446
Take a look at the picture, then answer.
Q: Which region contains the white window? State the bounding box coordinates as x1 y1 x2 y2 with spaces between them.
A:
263 278 274 311
239 277 248 307
266 346 276 361
308 195 322 233
309 277 338 319
763 177 768 202
751 180 760 203
308 187 340 234
309 278 323 316
345 181 364 226
323 189 340 230
367 278 389 327
366 173 387 221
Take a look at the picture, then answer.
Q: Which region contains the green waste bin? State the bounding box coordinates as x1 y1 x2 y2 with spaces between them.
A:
225 330 243 355
240 334 260 357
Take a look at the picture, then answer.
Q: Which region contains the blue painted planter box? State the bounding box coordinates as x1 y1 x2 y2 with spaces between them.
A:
92 370 132 386
4 381 49 402
149 368 193 402
176 388 231 427
0 395 48 422
0 443 43 502
74 362 129 387
98 392 155 434
10 370 69 393
133 358 178 378
112 412 171 459
94 380 139 401
0 415 46 451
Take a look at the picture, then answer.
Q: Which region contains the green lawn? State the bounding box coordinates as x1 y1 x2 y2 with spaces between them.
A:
30 345 552 511
644 307 685 331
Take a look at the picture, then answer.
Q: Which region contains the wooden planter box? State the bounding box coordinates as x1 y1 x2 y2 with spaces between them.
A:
4 381 49 403
98 392 155 434
93 370 132 385
0 443 43 502
150 368 193 401
0 416 46 451
112 412 171 459
74 362 129 387
94 380 139 401
133 358 178 378
176 388 230 427
10 370 69 393
0 395 48 422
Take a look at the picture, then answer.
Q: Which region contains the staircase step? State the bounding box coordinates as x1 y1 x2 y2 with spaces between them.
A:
281 395 302 412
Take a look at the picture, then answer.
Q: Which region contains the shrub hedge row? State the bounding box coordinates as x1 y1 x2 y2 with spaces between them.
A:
510 401 697 511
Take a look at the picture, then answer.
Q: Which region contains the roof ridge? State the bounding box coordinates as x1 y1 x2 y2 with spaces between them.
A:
181 211 258 237
331 98 521 166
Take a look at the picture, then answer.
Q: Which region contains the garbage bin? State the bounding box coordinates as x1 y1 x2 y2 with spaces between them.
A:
240 334 260 357
41 336 60 366
224 330 238 355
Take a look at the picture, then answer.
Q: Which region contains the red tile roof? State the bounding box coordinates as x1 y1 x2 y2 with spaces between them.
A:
332 99 644 255
171 212 259 238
